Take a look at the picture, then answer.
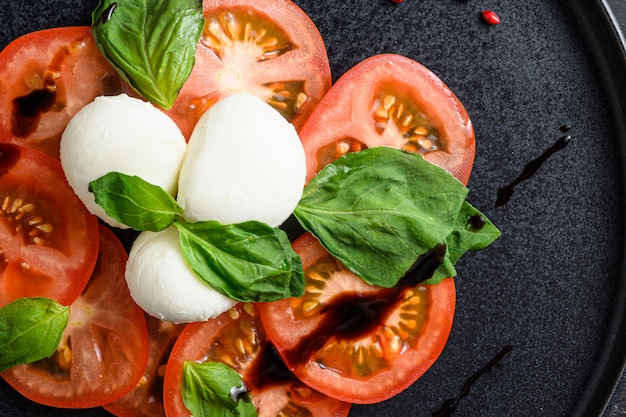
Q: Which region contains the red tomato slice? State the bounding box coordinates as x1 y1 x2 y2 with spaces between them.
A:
299 53 475 185
0 142 99 308
0 225 149 409
0 27 131 160
163 303 351 417
166 0 332 139
104 315 186 417
258 233 456 404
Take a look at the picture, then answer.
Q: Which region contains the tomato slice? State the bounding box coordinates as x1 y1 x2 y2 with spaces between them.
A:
258 233 456 404
0 142 99 308
167 0 332 139
163 303 351 417
0 27 130 160
0 225 149 409
298 54 475 185
103 315 186 417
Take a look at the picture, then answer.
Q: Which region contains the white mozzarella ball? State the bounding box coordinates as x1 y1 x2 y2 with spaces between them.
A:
60 94 187 228
177 92 306 227
125 225 237 323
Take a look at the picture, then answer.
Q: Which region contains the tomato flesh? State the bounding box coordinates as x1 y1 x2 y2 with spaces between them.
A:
104 316 186 417
0 226 149 409
0 143 99 308
299 54 475 185
258 233 456 404
0 27 130 160
163 303 351 417
167 0 332 138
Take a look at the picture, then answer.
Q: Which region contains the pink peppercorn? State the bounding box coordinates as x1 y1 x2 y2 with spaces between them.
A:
482 9 501 25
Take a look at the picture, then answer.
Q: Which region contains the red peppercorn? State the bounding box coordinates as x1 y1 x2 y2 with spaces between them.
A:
481 9 501 25
391 0 403 3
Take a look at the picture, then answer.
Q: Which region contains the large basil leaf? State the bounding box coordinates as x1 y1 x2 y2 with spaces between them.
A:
182 361 257 417
0 297 69 372
89 172 183 232
175 221 304 302
91 0 205 109
294 147 500 287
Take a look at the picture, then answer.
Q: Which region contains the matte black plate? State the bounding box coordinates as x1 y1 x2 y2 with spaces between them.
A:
1 1 626 416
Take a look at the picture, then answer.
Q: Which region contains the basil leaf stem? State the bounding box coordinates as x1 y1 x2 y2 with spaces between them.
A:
174 221 304 302
182 361 257 417
0 297 69 372
89 172 183 232
294 147 500 287
91 0 204 109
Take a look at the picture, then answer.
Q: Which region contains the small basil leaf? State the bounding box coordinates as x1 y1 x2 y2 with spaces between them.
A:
0 297 69 372
182 361 257 417
294 147 499 287
89 172 183 232
174 221 304 302
91 0 204 109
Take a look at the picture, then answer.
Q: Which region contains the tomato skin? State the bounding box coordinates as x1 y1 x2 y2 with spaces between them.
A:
0 27 130 160
0 142 99 309
163 303 351 417
167 0 332 139
298 53 475 185
258 233 456 404
0 225 149 409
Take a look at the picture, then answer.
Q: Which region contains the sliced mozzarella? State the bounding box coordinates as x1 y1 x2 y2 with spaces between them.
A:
60 94 186 228
125 225 236 323
177 92 306 227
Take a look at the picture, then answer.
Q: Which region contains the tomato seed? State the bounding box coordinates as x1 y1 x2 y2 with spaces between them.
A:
481 9 501 25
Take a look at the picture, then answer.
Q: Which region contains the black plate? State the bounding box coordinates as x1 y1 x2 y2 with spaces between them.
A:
1 1 626 416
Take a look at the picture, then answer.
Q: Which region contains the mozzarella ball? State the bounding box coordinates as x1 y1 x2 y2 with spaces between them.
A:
125 225 236 323
60 94 186 228
177 92 306 227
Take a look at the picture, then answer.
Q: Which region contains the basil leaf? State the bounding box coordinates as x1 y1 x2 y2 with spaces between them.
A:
0 297 69 372
91 0 204 109
427 201 502 284
89 172 183 232
182 361 257 417
175 221 304 302
294 147 499 287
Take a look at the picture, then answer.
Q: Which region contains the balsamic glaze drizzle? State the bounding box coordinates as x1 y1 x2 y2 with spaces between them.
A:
495 129 572 207
432 345 513 417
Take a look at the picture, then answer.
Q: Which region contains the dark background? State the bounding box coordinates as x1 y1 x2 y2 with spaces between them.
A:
1 1 626 416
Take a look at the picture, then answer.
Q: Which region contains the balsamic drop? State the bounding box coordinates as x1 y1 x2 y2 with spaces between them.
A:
495 135 571 207
432 345 513 417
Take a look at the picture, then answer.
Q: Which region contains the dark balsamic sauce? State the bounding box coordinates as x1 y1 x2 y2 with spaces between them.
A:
282 244 446 368
467 213 486 232
0 144 21 178
245 343 298 392
10 45 73 137
432 345 513 417
495 132 572 207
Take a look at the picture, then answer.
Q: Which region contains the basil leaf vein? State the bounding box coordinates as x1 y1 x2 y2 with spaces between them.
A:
91 0 204 109
0 297 69 372
174 221 304 302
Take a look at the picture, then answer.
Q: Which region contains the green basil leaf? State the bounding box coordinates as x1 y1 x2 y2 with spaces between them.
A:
91 0 204 109
0 297 69 372
427 201 502 284
89 172 183 232
294 147 499 287
175 221 304 302
182 361 257 417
